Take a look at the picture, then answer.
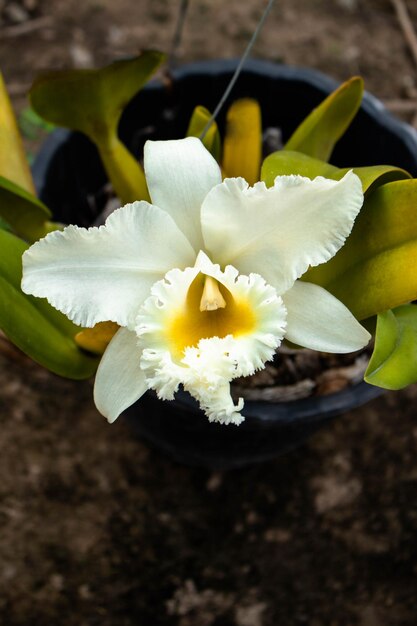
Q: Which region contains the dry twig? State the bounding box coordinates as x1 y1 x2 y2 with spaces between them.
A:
391 0 417 70
383 98 417 113
1 15 52 39
6 82 30 96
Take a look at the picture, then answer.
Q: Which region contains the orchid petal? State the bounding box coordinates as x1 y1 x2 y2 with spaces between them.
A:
201 171 363 294
283 280 371 352
22 201 195 329
144 137 222 251
94 327 147 423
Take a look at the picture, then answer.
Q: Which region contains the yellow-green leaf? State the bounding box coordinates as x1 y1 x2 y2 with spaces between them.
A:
222 98 262 185
186 105 221 162
365 305 417 389
0 175 57 242
30 52 166 204
0 216 12 232
284 76 364 161
261 151 410 195
261 150 338 185
334 165 411 194
29 52 165 140
305 179 417 320
0 72 35 194
0 229 98 379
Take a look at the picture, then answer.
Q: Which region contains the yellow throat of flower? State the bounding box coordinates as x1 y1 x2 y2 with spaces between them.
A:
167 273 256 356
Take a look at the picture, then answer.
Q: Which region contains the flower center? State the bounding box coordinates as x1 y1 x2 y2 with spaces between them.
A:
137 259 287 423
166 273 256 356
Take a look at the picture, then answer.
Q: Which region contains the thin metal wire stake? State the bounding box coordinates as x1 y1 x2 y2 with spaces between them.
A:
168 0 190 72
200 0 276 140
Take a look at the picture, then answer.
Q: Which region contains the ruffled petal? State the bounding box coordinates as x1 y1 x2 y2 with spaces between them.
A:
201 171 363 294
94 327 147 423
283 280 371 353
181 338 245 425
144 137 222 252
22 201 195 329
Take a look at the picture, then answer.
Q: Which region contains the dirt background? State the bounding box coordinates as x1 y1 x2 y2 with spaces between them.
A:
1 0 417 624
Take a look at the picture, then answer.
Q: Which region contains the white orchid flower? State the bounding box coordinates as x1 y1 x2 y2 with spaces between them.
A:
22 137 370 425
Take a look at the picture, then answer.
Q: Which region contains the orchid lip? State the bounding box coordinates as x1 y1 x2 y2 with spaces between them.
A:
136 256 287 424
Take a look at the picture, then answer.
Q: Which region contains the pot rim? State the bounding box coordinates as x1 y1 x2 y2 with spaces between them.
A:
33 58 417 191
156 58 417 161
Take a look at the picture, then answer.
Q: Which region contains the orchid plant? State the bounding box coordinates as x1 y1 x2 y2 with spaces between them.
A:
1 53 417 426
21 138 369 424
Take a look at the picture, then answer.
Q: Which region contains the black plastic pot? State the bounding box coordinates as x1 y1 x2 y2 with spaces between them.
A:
33 59 417 469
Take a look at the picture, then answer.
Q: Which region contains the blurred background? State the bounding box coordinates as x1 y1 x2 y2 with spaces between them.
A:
1 1 417 624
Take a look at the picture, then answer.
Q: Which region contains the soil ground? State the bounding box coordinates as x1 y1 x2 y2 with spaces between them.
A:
1 0 417 624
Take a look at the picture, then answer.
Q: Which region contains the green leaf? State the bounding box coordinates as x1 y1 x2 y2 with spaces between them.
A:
186 105 221 162
0 216 12 232
0 72 36 194
365 305 417 389
0 229 74 336
261 150 338 185
334 165 411 194
261 151 410 194
305 179 417 320
222 98 262 185
0 229 98 379
0 175 59 242
30 52 165 139
19 106 55 141
284 76 364 161
30 52 166 204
